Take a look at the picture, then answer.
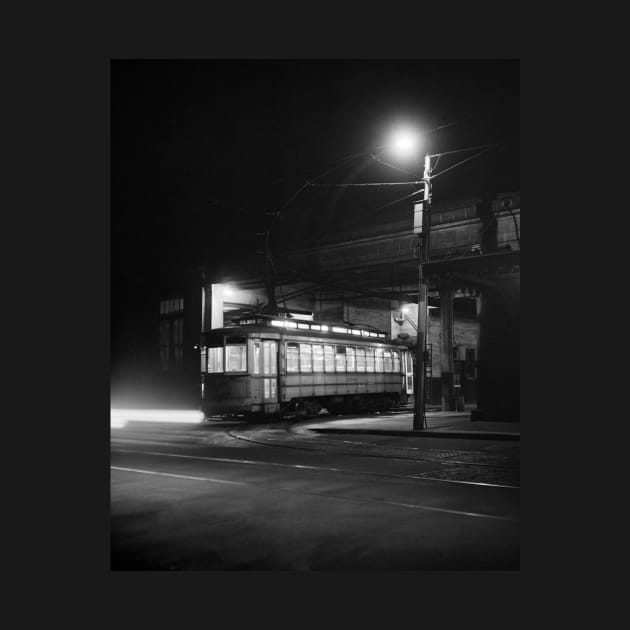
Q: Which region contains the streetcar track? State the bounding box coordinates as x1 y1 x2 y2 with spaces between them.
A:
111 447 519 489
225 427 519 471
112 420 519 488
113 422 519 471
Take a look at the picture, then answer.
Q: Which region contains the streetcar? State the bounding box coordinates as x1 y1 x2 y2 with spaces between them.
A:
200 315 415 418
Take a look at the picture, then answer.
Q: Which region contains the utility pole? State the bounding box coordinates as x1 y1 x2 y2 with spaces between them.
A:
413 154 432 430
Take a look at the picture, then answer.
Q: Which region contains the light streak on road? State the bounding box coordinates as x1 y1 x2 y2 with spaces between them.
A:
110 408 205 427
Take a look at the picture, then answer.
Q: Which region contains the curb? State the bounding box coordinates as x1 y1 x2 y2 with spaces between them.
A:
308 427 520 441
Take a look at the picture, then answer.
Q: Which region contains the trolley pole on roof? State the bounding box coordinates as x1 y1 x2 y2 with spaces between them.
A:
413 154 432 430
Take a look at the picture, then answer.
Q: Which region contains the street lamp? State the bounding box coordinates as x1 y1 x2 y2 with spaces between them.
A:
387 127 432 430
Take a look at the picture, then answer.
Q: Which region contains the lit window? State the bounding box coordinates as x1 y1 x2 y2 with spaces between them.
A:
271 320 285 327
320 325 329 332
253 342 261 375
226 346 246 372
324 345 335 372
383 349 392 372
263 340 277 375
351 329 361 336
393 350 400 373
298 323 310 330
312 345 324 371
207 347 224 373
332 326 347 334
200 348 207 373
225 336 247 372
365 348 375 372
356 347 366 372
310 324 321 331
346 347 356 372
286 343 300 372
335 346 346 372
286 321 298 329
299 344 312 372
375 348 384 372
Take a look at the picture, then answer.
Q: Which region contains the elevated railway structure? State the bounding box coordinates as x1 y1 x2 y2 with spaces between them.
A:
195 192 520 422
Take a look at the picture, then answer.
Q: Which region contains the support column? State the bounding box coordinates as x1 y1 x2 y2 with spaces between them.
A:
471 276 520 422
439 286 456 411
472 292 487 420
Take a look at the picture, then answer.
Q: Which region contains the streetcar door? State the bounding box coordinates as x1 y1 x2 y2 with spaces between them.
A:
404 350 414 395
261 340 278 403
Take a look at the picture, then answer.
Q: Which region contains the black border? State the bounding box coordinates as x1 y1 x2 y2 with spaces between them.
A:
20 2 564 619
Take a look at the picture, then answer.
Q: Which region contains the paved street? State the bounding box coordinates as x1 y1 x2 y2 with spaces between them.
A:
111 412 519 570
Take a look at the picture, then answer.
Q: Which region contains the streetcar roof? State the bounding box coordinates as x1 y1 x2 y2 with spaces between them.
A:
203 316 401 344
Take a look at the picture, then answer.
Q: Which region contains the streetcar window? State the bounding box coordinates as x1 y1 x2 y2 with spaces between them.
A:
335 346 347 372
393 350 401 373
263 340 277 375
286 343 300 373
365 348 375 372
225 338 247 372
355 347 366 372
375 348 384 372
207 347 224 373
200 347 207 373
346 346 356 372
299 343 312 372
324 345 335 372
312 344 324 372
383 349 392 372
253 342 261 375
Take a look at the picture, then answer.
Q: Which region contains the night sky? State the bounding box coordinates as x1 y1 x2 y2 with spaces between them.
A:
111 59 519 381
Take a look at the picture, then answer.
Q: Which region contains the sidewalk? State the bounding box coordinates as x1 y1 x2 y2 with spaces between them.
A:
298 409 520 441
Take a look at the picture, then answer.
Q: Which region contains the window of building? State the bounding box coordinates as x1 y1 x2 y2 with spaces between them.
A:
159 317 184 371
375 348 384 372
355 347 366 372
159 321 170 371
465 348 476 378
346 346 356 372
172 318 184 370
335 346 346 372
286 342 300 373
365 347 375 372
159 296 184 315
225 336 247 372
299 343 312 372
324 345 335 372
312 344 324 372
